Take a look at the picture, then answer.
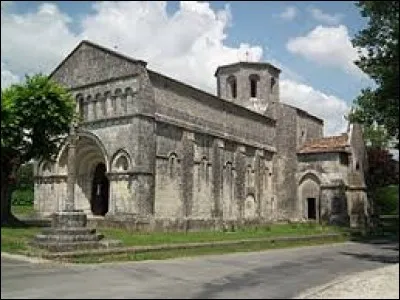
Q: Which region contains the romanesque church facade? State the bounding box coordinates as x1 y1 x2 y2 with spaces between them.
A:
34 40 370 229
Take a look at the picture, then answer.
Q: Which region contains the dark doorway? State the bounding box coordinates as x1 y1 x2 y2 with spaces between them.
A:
91 163 109 216
307 198 316 220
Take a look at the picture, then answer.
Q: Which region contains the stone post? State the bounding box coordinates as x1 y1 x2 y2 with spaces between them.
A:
65 124 78 211
32 122 121 252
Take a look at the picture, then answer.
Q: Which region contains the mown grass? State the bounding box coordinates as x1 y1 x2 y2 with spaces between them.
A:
0 227 41 253
70 235 347 264
11 205 35 216
99 223 343 246
1 222 345 259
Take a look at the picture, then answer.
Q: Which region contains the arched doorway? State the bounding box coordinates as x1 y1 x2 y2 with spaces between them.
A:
298 173 321 222
56 133 109 215
90 163 109 216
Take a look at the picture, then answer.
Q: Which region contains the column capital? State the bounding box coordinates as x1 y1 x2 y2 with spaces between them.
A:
215 138 224 149
184 131 195 141
237 145 246 153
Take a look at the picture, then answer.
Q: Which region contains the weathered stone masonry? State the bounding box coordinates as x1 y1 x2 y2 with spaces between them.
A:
34 40 370 230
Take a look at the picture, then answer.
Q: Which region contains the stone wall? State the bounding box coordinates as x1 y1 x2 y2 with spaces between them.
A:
273 104 298 220
36 42 157 218
297 152 350 224
149 71 276 151
215 63 280 110
273 103 324 221
50 41 146 89
153 121 275 221
149 70 277 222
296 108 324 148
298 152 348 182
347 123 369 228
34 176 66 216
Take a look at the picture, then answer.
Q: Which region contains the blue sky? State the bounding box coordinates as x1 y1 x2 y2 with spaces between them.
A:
1 1 375 136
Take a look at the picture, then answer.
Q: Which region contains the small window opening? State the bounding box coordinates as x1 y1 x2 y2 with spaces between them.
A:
231 81 237 98
227 76 237 99
271 77 276 91
250 79 257 97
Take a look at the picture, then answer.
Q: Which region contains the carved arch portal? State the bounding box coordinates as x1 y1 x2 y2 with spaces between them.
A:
56 131 109 216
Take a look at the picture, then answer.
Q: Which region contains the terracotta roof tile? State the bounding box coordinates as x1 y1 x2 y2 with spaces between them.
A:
298 134 349 154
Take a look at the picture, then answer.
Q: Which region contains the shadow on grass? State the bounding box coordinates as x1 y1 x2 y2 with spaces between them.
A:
1 215 50 229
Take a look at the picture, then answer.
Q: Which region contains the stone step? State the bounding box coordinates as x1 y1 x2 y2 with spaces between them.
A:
99 239 123 248
41 227 97 235
35 233 104 243
31 240 106 252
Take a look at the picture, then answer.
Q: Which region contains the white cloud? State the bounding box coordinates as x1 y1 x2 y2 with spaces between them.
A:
1 1 13 9
1 1 263 93
1 1 350 137
1 3 79 77
280 79 349 136
287 25 367 78
278 6 298 21
79 1 264 92
308 7 343 25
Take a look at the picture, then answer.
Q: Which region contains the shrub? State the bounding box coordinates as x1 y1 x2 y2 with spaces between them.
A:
11 188 34 206
374 185 399 215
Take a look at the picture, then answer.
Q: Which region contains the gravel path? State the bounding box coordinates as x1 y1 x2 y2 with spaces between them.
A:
296 263 399 299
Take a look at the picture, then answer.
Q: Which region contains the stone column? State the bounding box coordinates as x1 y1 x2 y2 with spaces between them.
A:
212 138 224 218
182 131 195 218
65 124 78 211
50 123 88 228
255 149 263 219
235 145 246 219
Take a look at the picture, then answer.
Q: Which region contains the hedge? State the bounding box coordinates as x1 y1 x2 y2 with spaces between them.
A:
11 188 34 206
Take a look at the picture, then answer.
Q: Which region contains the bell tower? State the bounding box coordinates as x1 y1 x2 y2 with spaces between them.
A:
214 61 281 114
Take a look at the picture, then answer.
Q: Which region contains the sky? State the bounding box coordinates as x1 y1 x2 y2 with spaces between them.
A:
1 1 376 137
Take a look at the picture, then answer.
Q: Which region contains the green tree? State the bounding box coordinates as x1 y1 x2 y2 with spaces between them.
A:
15 162 34 190
11 162 34 207
362 123 392 148
349 1 399 148
1 74 75 225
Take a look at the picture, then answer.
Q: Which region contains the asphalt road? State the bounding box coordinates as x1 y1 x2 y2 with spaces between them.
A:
1 240 399 299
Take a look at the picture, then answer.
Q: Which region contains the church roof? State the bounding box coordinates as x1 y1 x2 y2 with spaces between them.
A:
298 134 350 154
214 61 281 76
49 40 147 79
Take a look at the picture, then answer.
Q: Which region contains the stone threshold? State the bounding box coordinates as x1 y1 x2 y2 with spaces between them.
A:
36 233 343 259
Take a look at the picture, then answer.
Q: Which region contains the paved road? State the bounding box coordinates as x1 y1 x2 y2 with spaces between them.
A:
1 241 399 299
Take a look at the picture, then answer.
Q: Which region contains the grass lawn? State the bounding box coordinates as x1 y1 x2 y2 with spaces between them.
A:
1 227 41 253
11 205 35 216
71 235 347 263
99 223 344 247
1 223 347 262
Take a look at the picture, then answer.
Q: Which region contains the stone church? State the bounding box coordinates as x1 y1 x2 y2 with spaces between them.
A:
34 40 370 230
